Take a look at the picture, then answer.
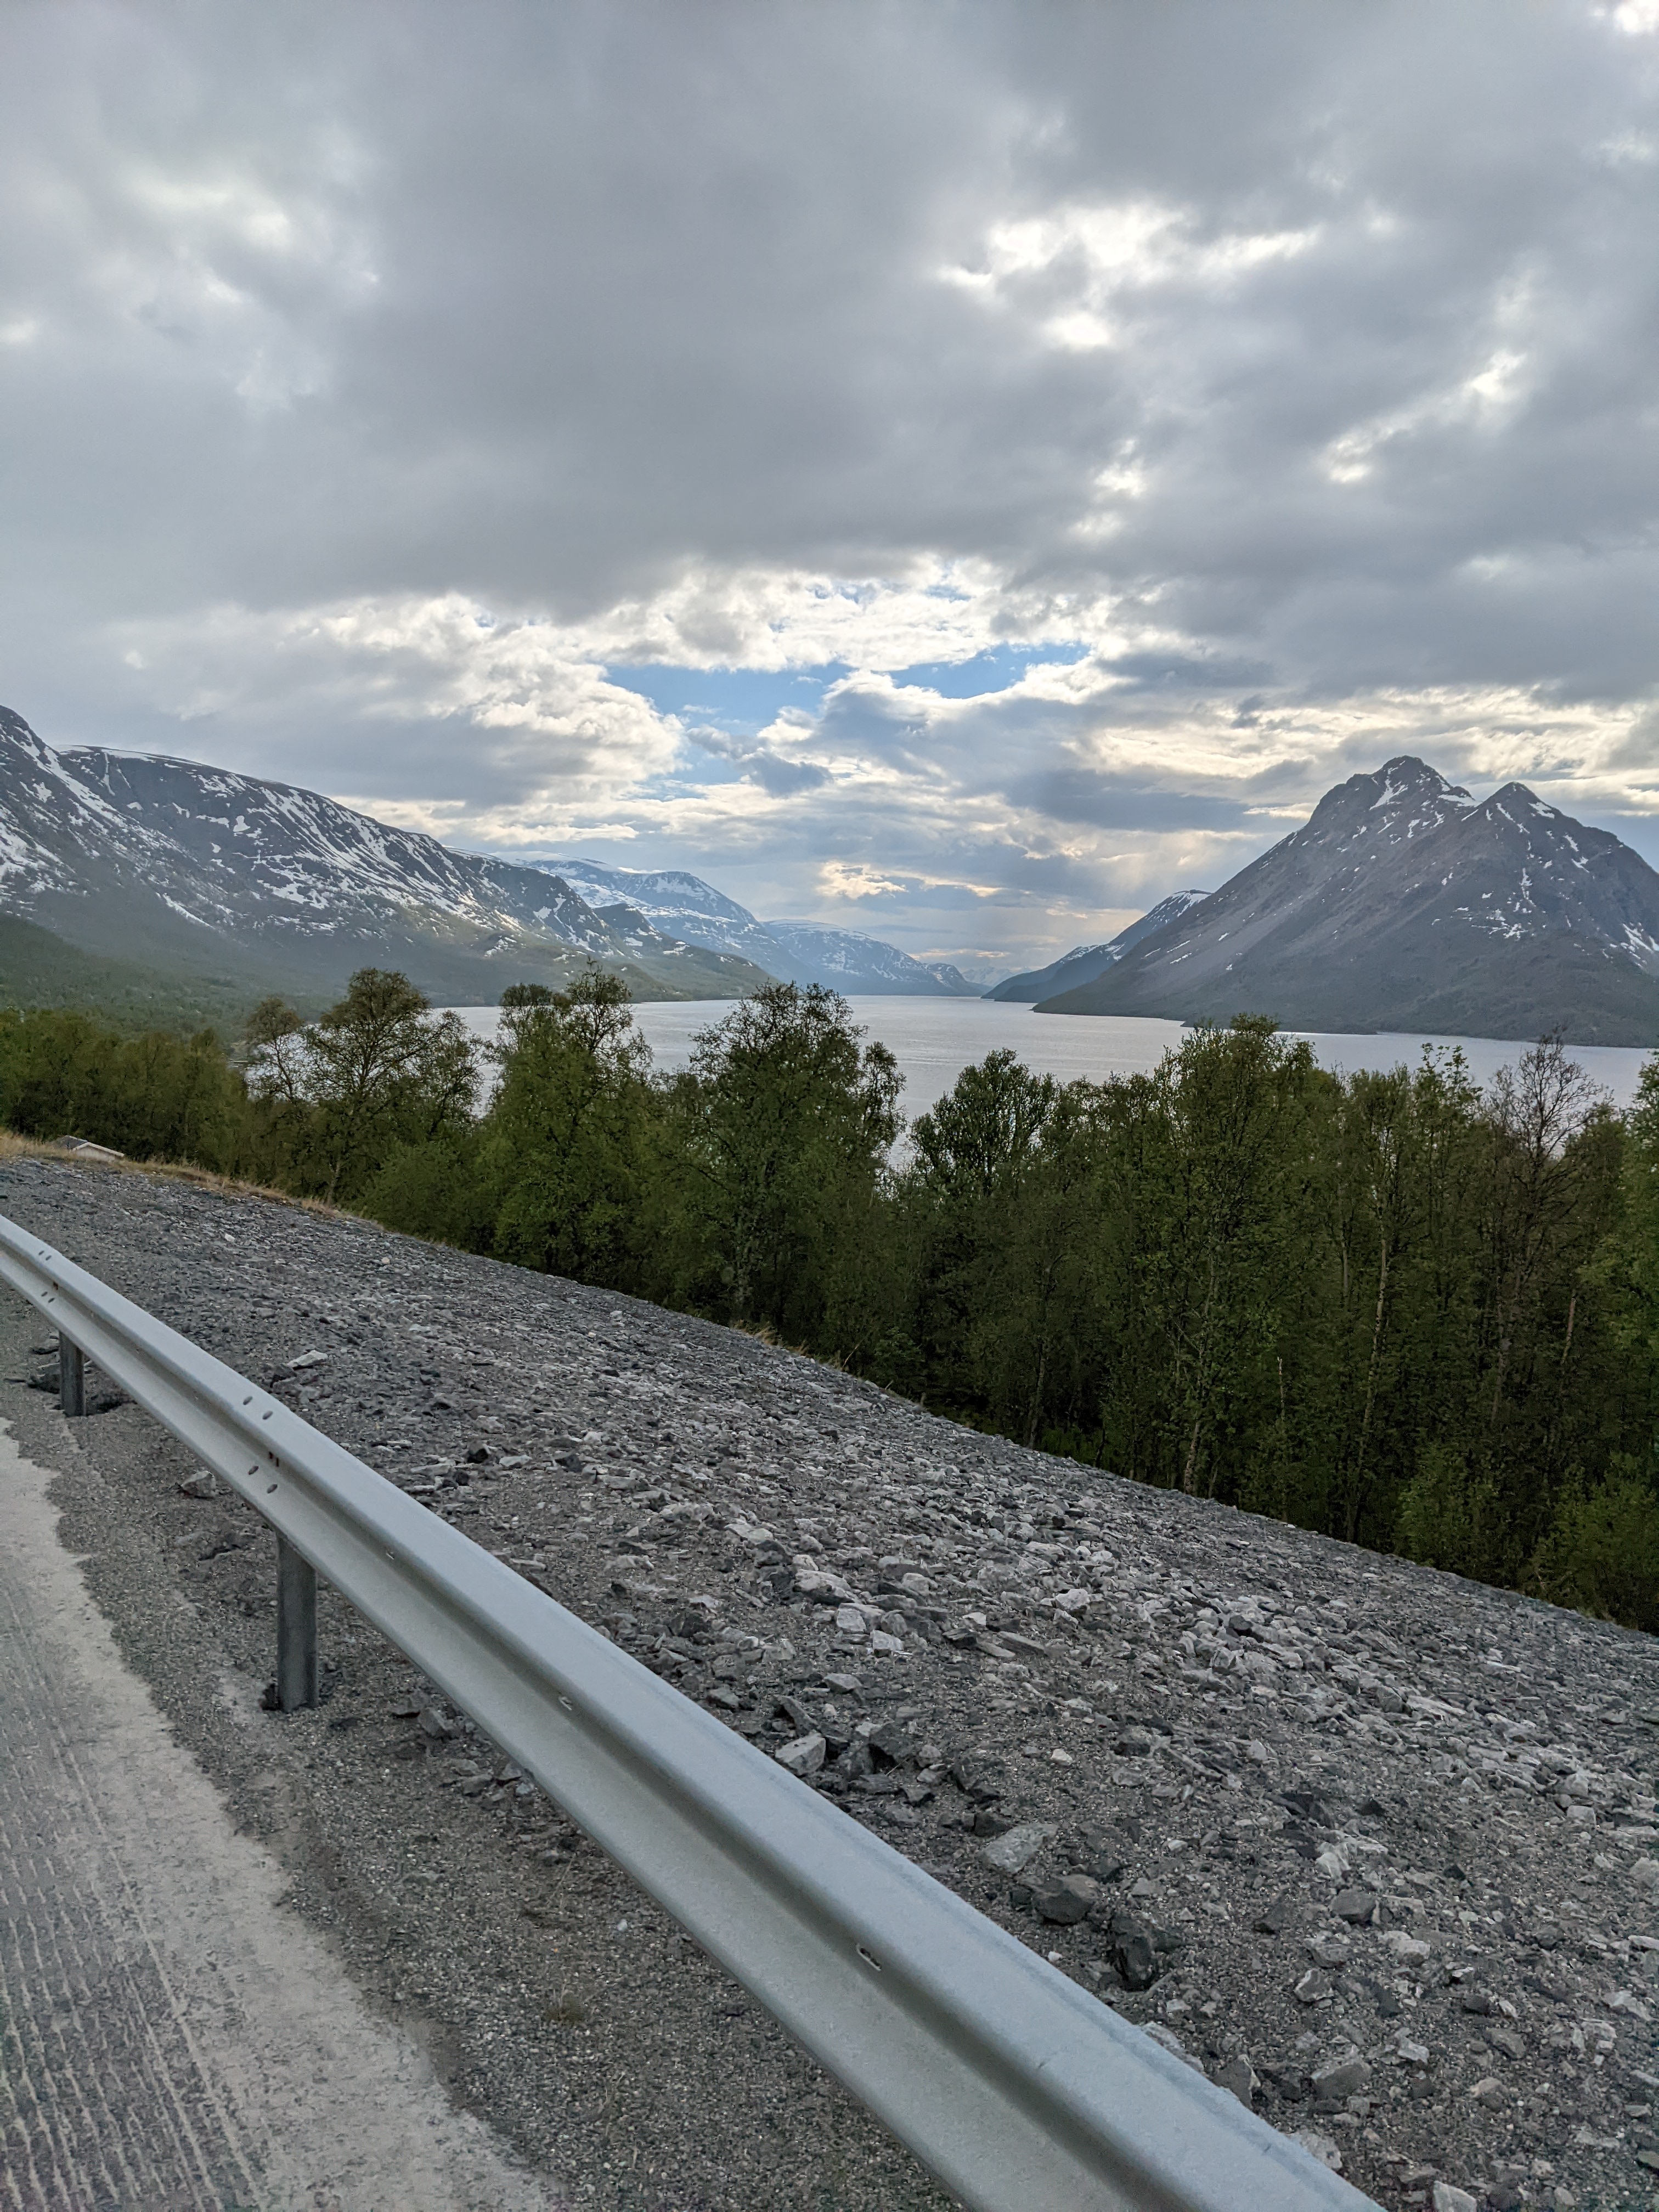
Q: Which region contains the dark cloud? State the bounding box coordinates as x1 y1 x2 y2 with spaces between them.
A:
2 0 1656 966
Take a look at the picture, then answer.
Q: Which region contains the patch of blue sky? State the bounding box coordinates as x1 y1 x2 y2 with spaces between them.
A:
885 642 1090 698
605 663 847 736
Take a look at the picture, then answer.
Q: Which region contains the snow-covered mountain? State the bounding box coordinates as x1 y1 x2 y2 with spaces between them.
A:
988 892 1211 1003
1040 757 1659 1045
919 960 978 993
0 706 772 1006
758 919 978 995
528 856 788 973
532 856 978 994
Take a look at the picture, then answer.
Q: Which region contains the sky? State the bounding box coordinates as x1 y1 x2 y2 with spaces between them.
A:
4 1 1659 973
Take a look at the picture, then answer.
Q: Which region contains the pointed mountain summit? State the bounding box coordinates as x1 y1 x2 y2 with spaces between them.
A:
1040 757 1659 1044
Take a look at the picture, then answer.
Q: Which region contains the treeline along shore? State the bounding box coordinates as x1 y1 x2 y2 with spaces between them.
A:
4 969 1657 1632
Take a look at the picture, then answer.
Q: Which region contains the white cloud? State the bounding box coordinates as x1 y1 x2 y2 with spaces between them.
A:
4 0 1659 970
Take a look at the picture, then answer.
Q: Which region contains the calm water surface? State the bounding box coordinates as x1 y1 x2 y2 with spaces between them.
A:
450 998 1654 1122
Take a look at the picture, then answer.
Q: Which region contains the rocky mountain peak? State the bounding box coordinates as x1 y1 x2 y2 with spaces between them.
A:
1037 755 1659 1043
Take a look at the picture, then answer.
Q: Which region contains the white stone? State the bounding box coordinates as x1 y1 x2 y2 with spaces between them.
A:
1291 2128 1343 2173
980 1821 1057 1874
774 1732 826 1778
1382 1930 1431 1962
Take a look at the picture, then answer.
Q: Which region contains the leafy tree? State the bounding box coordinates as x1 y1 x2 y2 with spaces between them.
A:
0 1008 249 1168
902 1049 1062 1415
476 966 658 1285
246 969 478 1203
666 983 900 1340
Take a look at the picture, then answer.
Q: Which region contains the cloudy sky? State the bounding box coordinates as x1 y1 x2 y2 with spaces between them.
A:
5 1 1659 970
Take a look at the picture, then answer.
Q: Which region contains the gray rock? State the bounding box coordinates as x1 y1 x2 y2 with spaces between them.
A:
1294 1968 1334 2005
1311 2056 1372 2101
980 1821 1056 1874
1330 1887 1376 1925
775 1733 827 1778
1213 2053 1258 2108
1141 2022 1204 2072
1108 1919 1161 1991
177 1468 219 1499
1291 2128 1343 2173
1028 1874 1098 1926
1430 2185 1477 2212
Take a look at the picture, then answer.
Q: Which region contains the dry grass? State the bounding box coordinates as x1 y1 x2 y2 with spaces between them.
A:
0 1127 371 1226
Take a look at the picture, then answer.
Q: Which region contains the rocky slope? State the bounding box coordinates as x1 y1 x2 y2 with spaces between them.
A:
2 1154 1655 2212
990 891 1210 1003
0 706 772 1008
1040 760 1659 1045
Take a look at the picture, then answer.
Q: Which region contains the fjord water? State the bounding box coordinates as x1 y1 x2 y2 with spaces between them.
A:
451 998 1655 1124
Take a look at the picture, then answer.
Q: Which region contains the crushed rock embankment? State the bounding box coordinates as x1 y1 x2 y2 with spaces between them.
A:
2 1156 1656 2212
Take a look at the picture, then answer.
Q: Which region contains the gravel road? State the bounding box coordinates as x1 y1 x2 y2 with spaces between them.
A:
2 1152 1657 2212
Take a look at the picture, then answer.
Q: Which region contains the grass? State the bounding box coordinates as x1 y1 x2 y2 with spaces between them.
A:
0 1128 370 1222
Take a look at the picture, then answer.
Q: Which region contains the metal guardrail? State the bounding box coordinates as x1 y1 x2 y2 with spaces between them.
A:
0 1212 1378 2212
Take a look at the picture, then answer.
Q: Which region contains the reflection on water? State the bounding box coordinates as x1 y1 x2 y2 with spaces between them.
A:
447 997 1655 1126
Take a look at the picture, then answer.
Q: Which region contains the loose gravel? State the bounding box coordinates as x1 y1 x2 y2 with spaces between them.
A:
3 1153 1658 2212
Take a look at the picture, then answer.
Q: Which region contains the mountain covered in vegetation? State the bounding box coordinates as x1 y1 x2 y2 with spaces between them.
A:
0 705 771 1012
1039 758 1659 1044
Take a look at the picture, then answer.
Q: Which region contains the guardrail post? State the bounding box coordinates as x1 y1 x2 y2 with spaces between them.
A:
59 1336 86 1417
275 1534 318 1711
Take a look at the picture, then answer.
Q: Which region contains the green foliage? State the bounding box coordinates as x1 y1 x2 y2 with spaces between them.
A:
663 983 901 1342
0 1007 249 1167
358 1134 492 1251
247 968 478 1203
476 967 658 1285
1528 1460 1659 1632
10 974 1659 1635
1394 1441 1503 1581
0 912 272 1035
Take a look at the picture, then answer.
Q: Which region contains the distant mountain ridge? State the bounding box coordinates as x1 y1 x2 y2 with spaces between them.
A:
533 854 979 995
1040 757 1659 1045
988 891 1210 1003
0 706 772 1009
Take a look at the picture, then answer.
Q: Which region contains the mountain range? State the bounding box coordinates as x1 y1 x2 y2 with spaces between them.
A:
529 855 978 995
0 706 976 1020
7 706 1655 1043
987 892 1210 1003
1040 758 1659 1046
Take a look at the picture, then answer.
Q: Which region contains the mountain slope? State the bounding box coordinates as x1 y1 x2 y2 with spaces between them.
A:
534 855 974 992
1039 758 1659 1045
758 919 973 994
529 856 788 974
988 892 1210 1003
0 707 772 1008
